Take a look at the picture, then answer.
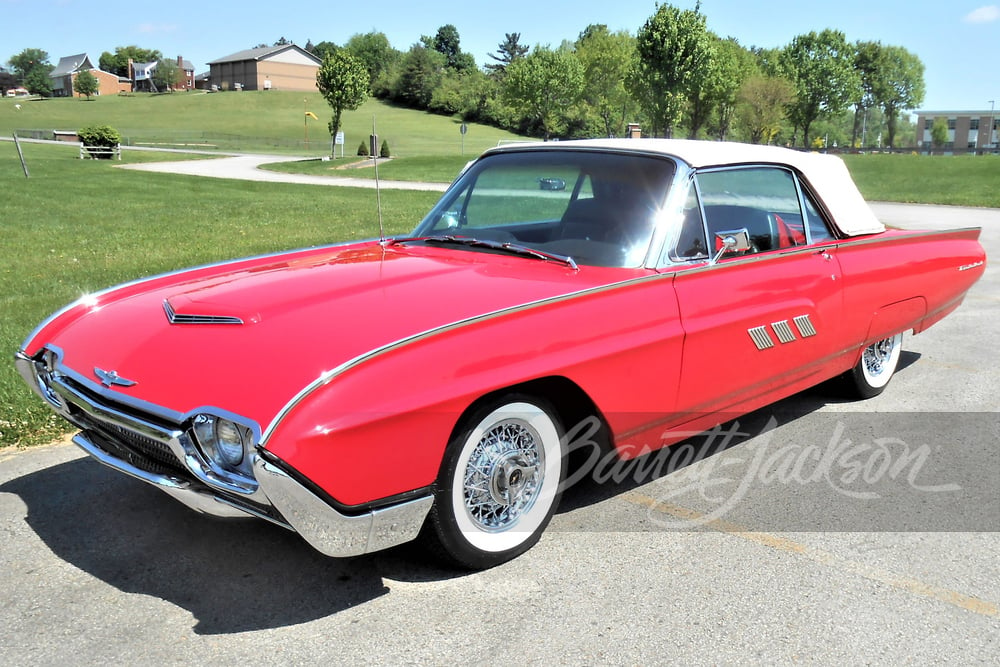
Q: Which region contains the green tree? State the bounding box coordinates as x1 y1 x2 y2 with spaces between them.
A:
703 37 756 140
736 74 795 144
930 117 948 149
633 2 714 137
575 24 638 138
851 41 882 148
872 45 925 148
780 29 861 147
311 41 339 62
392 44 445 108
486 32 529 77
73 69 99 99
152 59 180 91
504 46 584 140
23 67 53 96
9 48 51 81
433 24 474 72
316 50 369 151
345 32 400 91
98 46 163 77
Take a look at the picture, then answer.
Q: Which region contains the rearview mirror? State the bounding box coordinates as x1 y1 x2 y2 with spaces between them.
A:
711 228 751 264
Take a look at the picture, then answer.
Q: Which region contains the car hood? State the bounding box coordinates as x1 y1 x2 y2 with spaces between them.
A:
42 242 632 426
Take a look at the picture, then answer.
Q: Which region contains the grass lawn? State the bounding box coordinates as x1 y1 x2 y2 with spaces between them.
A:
0 93 522 157
0 141 439 448
841 153 1000 208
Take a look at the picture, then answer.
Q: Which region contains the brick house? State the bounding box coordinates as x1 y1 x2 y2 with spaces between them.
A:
206 44 321 92
50 54 130 97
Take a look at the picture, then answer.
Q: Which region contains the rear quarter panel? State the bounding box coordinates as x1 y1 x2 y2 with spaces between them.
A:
835 228 986 352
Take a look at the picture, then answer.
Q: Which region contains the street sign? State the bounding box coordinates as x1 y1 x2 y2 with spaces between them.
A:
335 132 345 145
460 123 468 135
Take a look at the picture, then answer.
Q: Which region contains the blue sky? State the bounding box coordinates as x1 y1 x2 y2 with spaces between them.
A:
3 0 997 111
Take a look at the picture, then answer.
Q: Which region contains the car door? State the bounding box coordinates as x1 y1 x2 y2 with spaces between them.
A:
668 165 845 419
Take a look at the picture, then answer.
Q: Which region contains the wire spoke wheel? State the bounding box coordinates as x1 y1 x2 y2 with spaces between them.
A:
845 332 904 398
426 396 564 569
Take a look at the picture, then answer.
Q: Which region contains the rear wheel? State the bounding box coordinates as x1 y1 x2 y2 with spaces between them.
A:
844 332 903 399
425 395 565 570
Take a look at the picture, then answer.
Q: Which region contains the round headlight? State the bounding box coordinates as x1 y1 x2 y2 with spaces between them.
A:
192 414 248 470
214 418 246 467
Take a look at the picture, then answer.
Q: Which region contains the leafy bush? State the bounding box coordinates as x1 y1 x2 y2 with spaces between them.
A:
357 140 370 156
78 125 121 147
380 139 391 158
78 125 122 159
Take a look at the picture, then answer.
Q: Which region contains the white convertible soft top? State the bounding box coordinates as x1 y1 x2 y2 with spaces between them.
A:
495 138 886 237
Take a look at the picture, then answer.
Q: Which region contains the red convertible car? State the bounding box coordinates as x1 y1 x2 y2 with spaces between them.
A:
16 140 986 568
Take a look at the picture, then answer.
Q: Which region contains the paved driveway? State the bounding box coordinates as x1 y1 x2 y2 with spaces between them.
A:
1 200 996 664
118 153 450 191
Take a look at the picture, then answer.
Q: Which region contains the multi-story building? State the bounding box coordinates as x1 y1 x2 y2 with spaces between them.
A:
914 109 999 153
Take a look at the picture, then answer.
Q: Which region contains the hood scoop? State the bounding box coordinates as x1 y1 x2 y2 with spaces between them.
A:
163 298 245 325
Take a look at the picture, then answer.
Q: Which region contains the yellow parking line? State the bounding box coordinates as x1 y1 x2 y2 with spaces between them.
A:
622 491 998 618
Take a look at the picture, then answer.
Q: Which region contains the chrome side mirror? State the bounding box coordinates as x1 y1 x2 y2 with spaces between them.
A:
710 228 751 264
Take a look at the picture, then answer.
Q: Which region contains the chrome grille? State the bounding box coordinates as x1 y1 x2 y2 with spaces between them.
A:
70 407 187 477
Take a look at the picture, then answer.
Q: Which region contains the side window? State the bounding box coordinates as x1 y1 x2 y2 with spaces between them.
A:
800 187 836 243
695 167 809 255
670 182 709 260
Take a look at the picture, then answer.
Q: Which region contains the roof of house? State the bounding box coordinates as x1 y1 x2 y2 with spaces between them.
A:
207 44 320 65
51 54 95 77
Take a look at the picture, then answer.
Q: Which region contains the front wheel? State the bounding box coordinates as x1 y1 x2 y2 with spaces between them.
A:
425 395 565 569
843 332 904 399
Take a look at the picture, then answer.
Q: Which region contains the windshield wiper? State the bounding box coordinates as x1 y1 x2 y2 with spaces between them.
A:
390 235 578 270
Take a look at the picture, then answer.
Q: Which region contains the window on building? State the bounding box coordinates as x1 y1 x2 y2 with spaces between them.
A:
970 119 980 130
968 142 978 150
947 119 956 130
924 119 933 130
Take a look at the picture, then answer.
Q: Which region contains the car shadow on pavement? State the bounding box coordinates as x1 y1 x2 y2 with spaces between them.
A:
2 352 925 634
0 457 456 635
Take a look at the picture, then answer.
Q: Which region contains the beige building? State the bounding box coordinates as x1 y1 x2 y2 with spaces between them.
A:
206 44 321 92
914 109 999 152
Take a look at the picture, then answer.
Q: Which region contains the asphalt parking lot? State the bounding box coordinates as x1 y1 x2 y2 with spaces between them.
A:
1 201 997 665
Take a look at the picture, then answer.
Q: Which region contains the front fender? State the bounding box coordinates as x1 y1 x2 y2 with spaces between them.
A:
260 273 683 506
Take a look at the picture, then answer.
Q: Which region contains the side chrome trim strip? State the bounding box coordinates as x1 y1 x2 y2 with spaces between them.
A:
260 272 669 445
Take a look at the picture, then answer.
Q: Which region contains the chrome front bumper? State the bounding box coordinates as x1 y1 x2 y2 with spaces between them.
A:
17 350 433 558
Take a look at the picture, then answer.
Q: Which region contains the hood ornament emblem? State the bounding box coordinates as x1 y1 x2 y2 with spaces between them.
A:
94 367 137 388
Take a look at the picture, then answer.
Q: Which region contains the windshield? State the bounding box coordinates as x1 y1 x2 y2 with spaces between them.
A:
410 150 676 268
